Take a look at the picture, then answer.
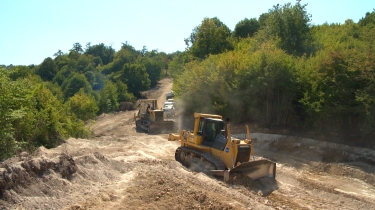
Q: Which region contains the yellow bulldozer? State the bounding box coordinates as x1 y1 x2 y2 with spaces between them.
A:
134 99 177 134
168 113 276 182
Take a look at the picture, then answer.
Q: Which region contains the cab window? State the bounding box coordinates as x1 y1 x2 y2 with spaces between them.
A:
198 118 205 135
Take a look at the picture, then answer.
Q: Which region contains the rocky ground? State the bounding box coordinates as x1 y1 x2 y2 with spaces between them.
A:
1 78 375 210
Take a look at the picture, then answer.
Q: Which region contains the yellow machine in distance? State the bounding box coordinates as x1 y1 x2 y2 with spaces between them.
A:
134 99 177 133
169 113 276 181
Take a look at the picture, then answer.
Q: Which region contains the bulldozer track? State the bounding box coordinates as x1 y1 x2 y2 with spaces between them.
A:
175 146 225 170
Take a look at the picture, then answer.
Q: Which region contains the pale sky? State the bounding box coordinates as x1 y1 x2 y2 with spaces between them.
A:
1 0 374 66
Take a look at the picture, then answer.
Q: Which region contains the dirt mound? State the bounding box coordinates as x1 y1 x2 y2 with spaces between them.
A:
250 133 375 164
312 162 375 187
60 159 270 210
231 175 279 197
0 153 76 204
107 160 241 209
0 141 137 209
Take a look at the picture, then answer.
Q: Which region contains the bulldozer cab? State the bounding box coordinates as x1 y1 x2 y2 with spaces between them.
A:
198 118 226 148
138 99 157 115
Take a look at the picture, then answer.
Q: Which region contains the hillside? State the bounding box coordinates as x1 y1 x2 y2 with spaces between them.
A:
1 78 375 209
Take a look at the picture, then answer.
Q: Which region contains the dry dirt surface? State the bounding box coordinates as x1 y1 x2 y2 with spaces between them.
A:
1 77 375 210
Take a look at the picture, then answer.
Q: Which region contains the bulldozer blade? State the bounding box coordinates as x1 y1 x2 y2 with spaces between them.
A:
230 159 276 180
207 170 225 176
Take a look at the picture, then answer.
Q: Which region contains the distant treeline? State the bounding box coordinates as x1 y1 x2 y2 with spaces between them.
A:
1 42 173 159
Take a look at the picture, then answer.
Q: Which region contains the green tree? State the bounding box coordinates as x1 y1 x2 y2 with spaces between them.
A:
61 73 92 99
68 50 80 60
53 67 72 86
174 39 298 125
0 69 90 159
144 49 170 69
157 51 171 70
168 51 192 79
69 88 98 121
141 56 162 87
35 57 58 81
298 49 375 135
9 65 33 80
358 11 375 27
55 51 102 89
98 81 119 113
233 18 260 38
71 42 84 54
186 17 233 59
44 81 65 101
112 63 150 97
54 53 70 70
265 2 312 56
20 84 66 149
101 43 141 75
236 44 297 124
64 53 97 74
0 70 28 159
259 12 271 28
53 49 65 57
85 43 115 65
116 81 135 102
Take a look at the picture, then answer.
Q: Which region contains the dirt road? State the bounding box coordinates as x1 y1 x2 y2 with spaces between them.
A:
1 78 375 209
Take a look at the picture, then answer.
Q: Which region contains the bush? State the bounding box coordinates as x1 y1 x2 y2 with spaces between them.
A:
0 69 90 159
68 89 99 121
98 81 119 113
0 70 28 159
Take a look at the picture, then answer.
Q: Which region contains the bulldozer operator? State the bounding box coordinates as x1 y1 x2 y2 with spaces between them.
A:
146 104 151 119
205 122 217 144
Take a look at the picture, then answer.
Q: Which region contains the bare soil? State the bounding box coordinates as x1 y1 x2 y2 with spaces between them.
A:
1 77 375 210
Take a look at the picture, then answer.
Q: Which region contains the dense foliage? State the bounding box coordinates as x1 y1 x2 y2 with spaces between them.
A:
170 3 375 145
0 71 89 159
1 42 172 159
